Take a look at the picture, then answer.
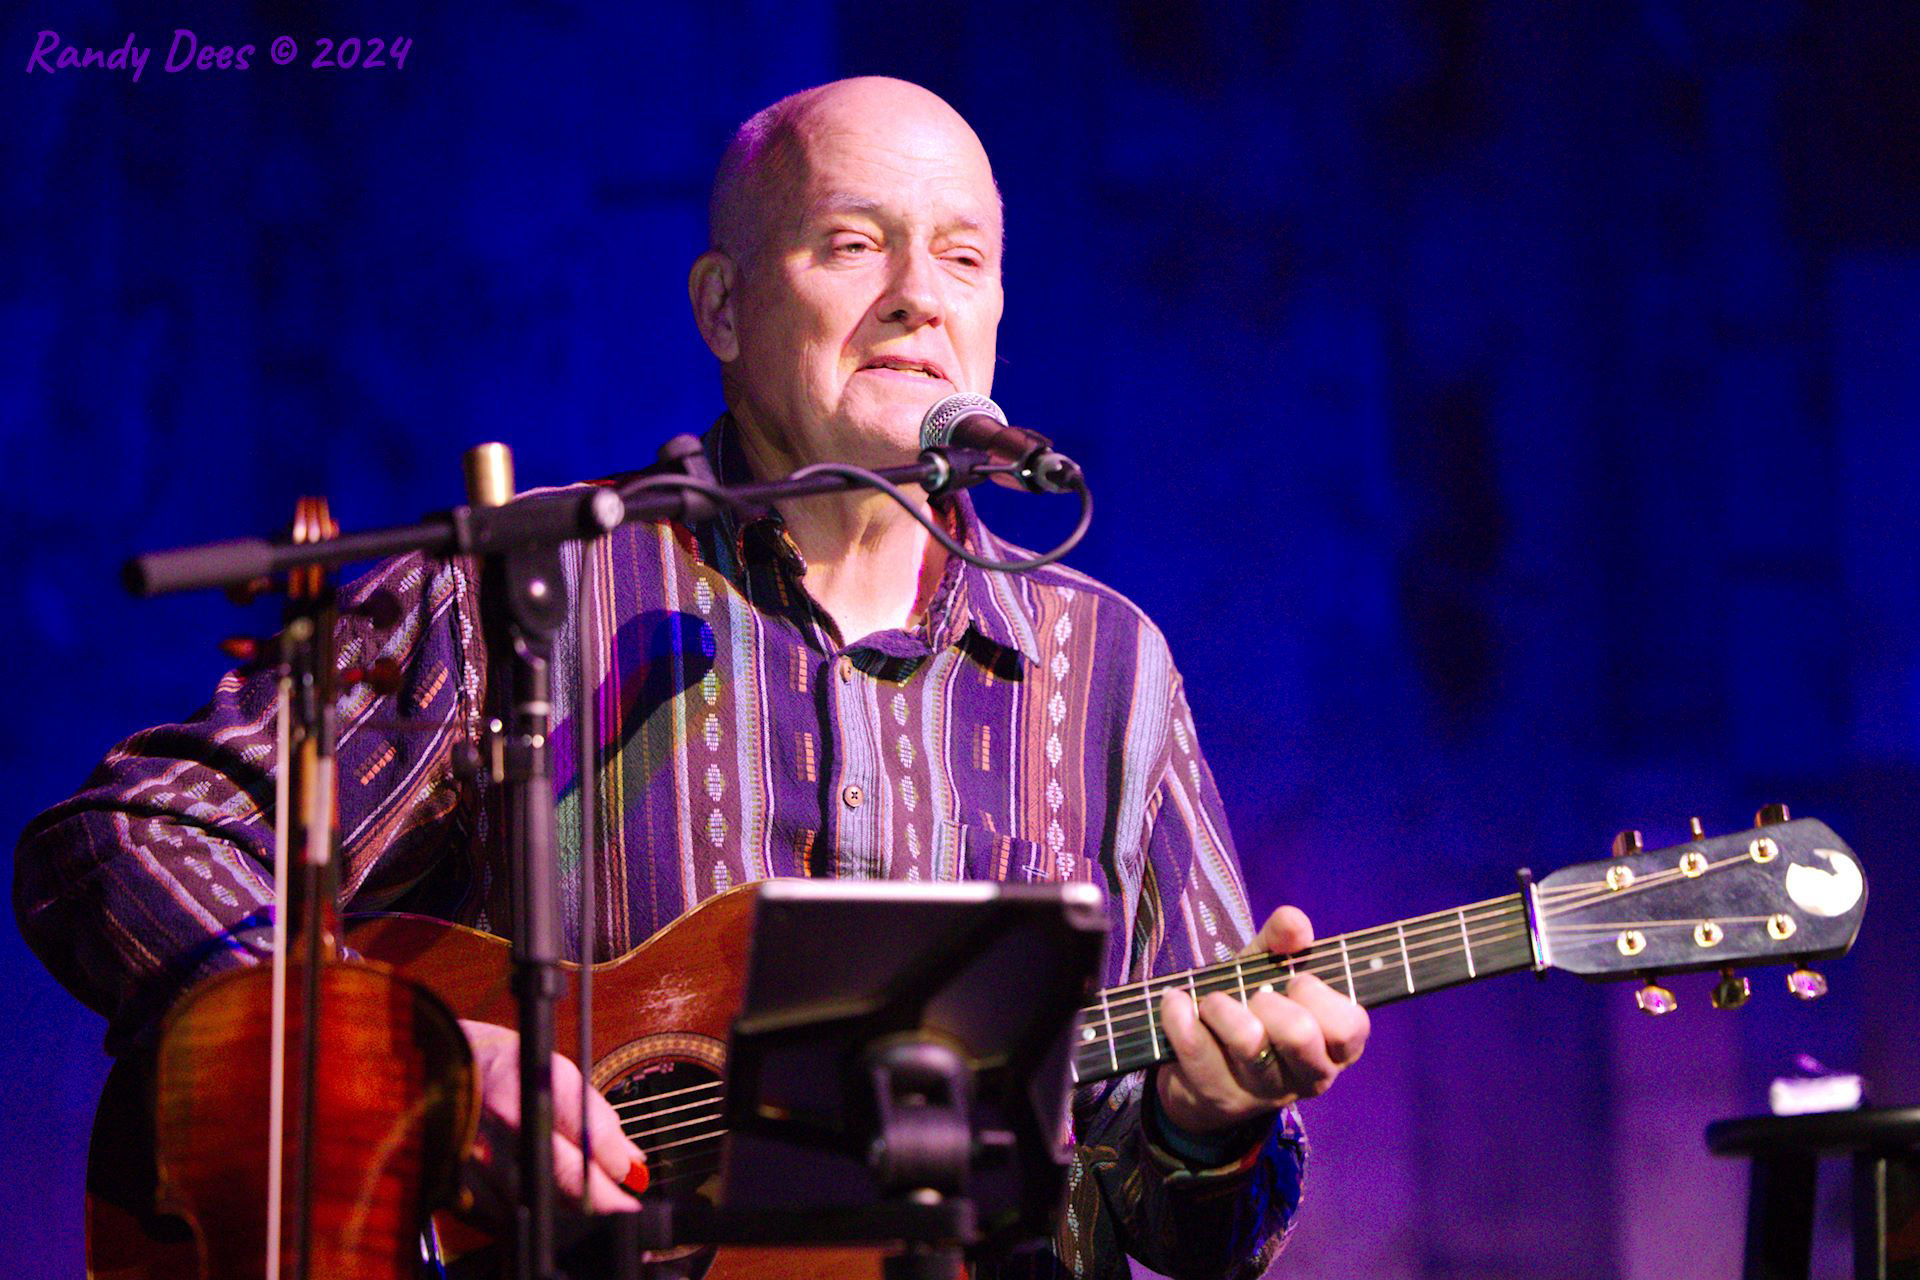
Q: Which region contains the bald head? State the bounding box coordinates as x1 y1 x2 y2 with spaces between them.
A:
688 76 1006 474
708 77 1001 275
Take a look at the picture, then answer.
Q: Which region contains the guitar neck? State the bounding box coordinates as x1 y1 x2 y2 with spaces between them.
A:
1071 892 1538 1085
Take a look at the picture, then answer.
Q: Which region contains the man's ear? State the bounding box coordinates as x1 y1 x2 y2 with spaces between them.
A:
689 250 741 362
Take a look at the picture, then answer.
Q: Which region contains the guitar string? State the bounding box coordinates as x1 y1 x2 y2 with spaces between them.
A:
1068 851 1734 1043
610 1079 722 1117
1085 893 1521 1010
1089 927 1532 1069
1060 899 1523 1048
609 921 1540 1136
1089 859 1780 1055
610 1087 724 1125
1533 849 1762 914
606 845 1793 1143
607 882 1778 1155
609 909 1534 1129
1547 913 1783 931
1072 903 1527 1042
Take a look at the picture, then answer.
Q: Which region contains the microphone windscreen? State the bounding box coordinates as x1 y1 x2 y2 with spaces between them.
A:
919 393 1007 449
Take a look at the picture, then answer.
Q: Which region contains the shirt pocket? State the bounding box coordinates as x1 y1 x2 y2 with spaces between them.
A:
939 820 1096 886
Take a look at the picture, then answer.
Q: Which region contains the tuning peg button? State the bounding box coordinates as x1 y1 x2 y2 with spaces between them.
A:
1755 803 1790 828
1688 816 1707 841
1636 982 1678 1015
1787 967 1827 1001
1712 970 1751 1010
1612 830 1643 858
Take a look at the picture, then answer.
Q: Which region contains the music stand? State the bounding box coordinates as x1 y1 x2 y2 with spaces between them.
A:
655 878 1110 1280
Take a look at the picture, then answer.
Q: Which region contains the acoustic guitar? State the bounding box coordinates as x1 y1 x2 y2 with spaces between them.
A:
86 811 1866 1278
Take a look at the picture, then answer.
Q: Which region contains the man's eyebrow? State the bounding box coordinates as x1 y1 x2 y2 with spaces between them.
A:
806 193 886 221
805 194 997 238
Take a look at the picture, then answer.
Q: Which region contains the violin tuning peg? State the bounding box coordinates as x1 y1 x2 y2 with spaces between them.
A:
1787 966 1828 1001
1755 803 1790 828
1635 981 1678 1015
224 576 274 606
1711 969 1751 1010
1688 816 1707 841
1611 829 1643 858
220 635 260 663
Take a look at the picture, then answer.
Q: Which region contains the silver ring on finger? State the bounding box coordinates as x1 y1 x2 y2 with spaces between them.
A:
1253 1045 1275 1068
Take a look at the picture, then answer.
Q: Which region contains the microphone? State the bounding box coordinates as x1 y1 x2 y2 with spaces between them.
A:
918 393 1083 494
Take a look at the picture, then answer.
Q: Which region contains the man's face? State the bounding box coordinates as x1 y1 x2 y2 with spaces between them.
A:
723 96 1004 467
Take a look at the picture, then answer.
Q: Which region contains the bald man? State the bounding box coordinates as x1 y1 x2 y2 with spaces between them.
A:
18 78 1364 1278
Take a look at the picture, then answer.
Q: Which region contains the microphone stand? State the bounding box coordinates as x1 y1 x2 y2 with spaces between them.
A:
123 436 1015 1280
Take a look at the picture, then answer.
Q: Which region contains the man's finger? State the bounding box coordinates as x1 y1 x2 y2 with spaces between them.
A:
1195 991 1281 1097
1159 987 1234 1101
550 1052 647 1180
1246 987 1338 1099
1285 972 1371 1067
552 1130 642 1215
1244 904 1314 959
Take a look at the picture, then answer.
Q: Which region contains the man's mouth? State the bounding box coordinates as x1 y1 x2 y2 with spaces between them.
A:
859 356 948 381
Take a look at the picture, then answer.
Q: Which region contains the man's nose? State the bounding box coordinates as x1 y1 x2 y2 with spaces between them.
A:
877 247 944 329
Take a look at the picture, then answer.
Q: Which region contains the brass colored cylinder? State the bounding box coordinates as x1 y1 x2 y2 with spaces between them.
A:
463 443 515 508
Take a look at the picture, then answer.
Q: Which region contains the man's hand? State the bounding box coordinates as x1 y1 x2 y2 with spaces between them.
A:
1154 906 1369 1138
460 1019 647 1217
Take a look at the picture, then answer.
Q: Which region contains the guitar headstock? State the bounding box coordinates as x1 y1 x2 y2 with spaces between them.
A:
1534 813 1865 1006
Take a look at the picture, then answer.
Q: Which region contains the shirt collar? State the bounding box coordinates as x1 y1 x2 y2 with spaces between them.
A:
696 415 1041 668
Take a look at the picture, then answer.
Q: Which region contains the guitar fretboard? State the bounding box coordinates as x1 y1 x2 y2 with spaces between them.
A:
1069 893 1535 1085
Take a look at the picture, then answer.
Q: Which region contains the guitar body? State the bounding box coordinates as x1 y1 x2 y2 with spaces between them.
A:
84 884 883 1280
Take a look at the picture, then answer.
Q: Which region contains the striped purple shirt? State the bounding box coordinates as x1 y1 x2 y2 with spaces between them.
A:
16 423 1305 1279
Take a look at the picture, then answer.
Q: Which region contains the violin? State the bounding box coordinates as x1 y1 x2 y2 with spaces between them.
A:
125 497 477 1279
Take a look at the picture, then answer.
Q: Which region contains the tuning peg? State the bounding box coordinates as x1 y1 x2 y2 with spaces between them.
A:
219 635 260 663
1786 966 1828 1001
1755 803 1790 828
223 576 274 606
341 657 404 695
1612 829 1643 858
1711 969 1752 1010
1635 981 1678 1015
1688 816 1707 841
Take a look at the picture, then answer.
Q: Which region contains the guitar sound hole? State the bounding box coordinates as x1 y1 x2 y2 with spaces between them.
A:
605 1059 726 1199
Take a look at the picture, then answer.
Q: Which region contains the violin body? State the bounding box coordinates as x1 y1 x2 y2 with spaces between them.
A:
87 960 474 1280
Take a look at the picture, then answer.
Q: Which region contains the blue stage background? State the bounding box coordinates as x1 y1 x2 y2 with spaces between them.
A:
6 3 1917 1276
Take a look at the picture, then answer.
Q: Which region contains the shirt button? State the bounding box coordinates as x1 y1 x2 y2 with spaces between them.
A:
842 784 864 809
836 656 855 683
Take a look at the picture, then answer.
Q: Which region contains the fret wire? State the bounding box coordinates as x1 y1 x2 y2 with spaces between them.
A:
1457 909 1476 978
1099 987 1118 1073
1088 899 1525 1034
1142 975 1160 1061
1396 922 1414 994
1338 934 1354 1000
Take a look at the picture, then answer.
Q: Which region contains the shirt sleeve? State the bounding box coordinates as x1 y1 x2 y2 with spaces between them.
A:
1049 668 1308 1280
11 552 481 1055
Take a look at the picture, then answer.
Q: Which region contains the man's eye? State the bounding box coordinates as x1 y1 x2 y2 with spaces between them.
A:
832 240 873 256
